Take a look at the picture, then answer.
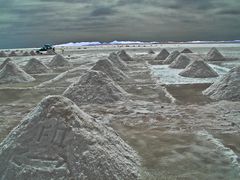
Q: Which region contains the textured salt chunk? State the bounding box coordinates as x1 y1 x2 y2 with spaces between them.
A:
169 54 191 69
48 54 70 67
206 47 225 61
154 49 169 60
108 52 129 71
0 58 11 70
163 50 180 64
117 50 133 61
24 58 51 74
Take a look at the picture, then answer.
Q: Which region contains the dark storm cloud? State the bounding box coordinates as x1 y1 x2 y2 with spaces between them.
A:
0 0 240 48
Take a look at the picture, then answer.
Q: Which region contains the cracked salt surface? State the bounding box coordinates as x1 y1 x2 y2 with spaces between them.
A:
150 64 230 85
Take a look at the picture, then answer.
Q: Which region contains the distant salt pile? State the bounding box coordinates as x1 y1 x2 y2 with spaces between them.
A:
163 50 180 64
154 49 169 60
9 51 17 57
108 52 129 71
117 50 133 61
206 47 225 61
47 49 56 55
0 95 140 179
22 51 30 56
24 58 51 74
169 54 191 69
30 50 36 56
181 48 193 53
64 70 127 105
0 51 7 57
48 54 70 67
91 59 128 81
148 49 155 54
179 60 219 78
203 66 240 101
0 61 35 83
0 58 11 70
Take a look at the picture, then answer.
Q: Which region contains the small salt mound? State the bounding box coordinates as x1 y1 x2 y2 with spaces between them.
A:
9 51 17 57
91 59 128 81
169 54 191 69
0 95 140 179
181 48 193 53
29 50 36 56
22 51 30 56
0 61 35 83
0 51 7 57
163 50 180 64
47 49 56 55
179 60 219 78
206 47 225 61
63 70 127 105
0 58 11 70
108 52 129 71
117 50 133 61
154 49 169 60
148 49 155 54
24 58 51 74
203 66 240 101
48 54 70 67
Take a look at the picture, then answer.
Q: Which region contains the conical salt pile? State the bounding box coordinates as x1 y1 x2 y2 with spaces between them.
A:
169 54 191 69
181 48 193 53
63 70 127 105
9 51 17 57
163 50 180 64
91 59 128 81
154 49 169 60
179 60 219 78
24 58 51 74
22 51 30 56
30 50 36 56
0 61 35 83
47 49 56 55
148 49 155 54
0 95 140 180
48 54 70 67
0 58 11 70
0 51 7 57
117 50 133 61
108 52 129 71
206 47 225 61
203 66 240 101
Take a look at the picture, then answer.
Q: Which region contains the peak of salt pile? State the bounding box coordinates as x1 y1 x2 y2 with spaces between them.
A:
48 54 70 67
154 49 169 60
0 58 11 70
117 50 133 61
0 95 140 180
163 50 180 64
91 59 128 81
179 60 219 78
22 51 30 56
0 61 35 83
169 54 191 69
148 49 155 54
63 70 127 105
206 47 225 61
203 66 240 101
30 50 36 56
181 48 193 53
9 51 17 57
0 51 7 57
24 58 51 74
108 52 129 71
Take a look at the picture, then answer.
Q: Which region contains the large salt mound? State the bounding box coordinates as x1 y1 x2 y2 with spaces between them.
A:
48 54 70 67
154 49 169 60
108 52 129 71
181 48 193 53
206 47 225 61
24 58 51 74
0 61 35 83
0 58 11 70
117 50 133 61
63 70 127 105
9 51 17 57
29 50 36 56
169 54 191 69
203 66 240 101
0 95 140 180
163 50 180 64
22 51 30 56
0 51 7 57
91 59 128 81
179 60 219 78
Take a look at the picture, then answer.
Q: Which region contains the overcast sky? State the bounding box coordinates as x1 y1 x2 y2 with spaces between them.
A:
0 0 240 48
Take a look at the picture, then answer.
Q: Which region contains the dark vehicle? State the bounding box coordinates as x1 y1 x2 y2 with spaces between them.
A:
36 44 55 54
